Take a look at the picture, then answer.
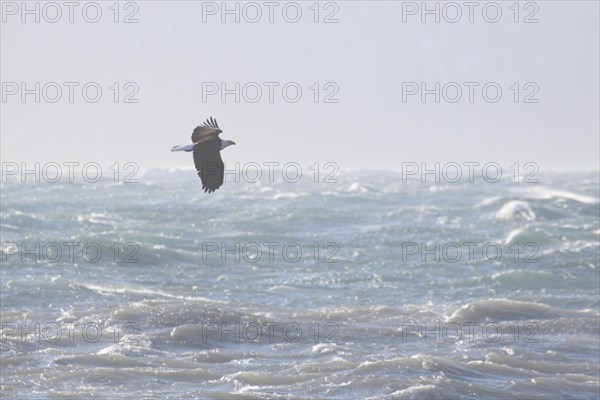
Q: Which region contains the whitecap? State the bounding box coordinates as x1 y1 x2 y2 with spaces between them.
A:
272 192 306 200
347 182 377 193
504 228 523 244
496 201 536 221
518 187 598 204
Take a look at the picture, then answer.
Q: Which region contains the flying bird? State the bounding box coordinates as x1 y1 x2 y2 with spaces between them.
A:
171 117 236 193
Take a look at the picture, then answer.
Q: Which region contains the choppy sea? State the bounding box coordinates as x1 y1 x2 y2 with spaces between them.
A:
1 168 599 399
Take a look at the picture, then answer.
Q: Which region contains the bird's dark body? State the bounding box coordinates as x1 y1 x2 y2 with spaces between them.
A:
193 140 224 193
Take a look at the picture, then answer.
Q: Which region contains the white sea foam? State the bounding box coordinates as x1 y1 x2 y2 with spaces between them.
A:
517 186 598 204
496 200 536 220
348 182 377 193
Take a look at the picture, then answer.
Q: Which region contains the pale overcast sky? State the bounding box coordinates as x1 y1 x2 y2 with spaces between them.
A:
1 1 599 171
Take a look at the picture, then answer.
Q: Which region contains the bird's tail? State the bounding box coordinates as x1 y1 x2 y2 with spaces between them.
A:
171 144 195 152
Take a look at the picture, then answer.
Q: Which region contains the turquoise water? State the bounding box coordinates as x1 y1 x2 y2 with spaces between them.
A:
1 169 599 399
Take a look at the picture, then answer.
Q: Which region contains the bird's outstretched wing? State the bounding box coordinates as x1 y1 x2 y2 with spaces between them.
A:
193 137 224 193
191 117 222 143
202 116 220 129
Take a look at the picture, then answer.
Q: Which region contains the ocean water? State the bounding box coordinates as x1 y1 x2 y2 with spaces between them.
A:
1 168 599 399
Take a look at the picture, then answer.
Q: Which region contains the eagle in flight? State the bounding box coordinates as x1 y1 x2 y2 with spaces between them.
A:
171 117 236 193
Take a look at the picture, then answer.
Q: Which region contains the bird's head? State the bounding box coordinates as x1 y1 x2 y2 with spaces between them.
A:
220 139 236 150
